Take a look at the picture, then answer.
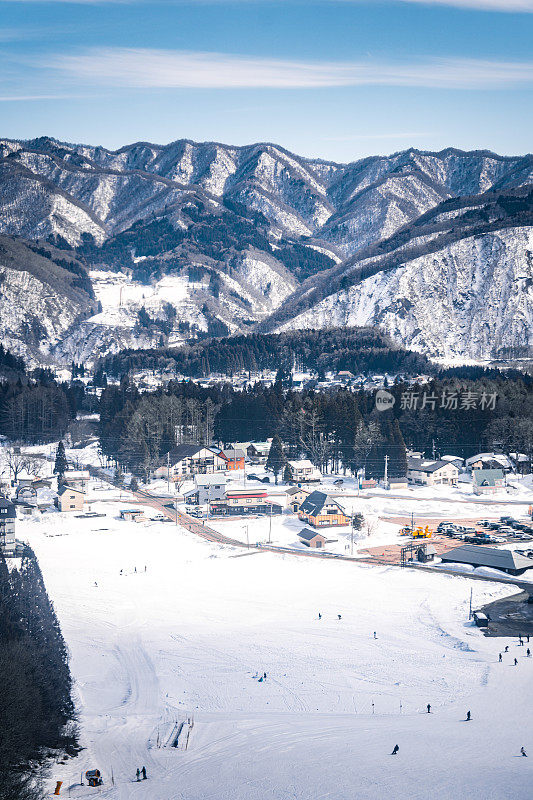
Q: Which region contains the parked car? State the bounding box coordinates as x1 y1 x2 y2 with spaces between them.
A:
247 474 260 481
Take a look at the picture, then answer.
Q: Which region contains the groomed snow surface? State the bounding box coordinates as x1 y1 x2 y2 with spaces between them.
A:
21 493 533 800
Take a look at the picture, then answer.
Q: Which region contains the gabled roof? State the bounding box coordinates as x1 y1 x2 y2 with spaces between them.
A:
472 468 504 487
299 490 345 517
286 486 311 496
298 528 326 541
220 449 245 459
407 458 455 474
441 545 533 572
58 485 84 496
163 444 207 464
0 498 16 516
288 459 316 470
195 474 227 487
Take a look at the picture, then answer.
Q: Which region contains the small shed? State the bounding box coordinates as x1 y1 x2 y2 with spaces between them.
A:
389 477 408 490
417 543 437 563
120 508 145 522
298 528 327 549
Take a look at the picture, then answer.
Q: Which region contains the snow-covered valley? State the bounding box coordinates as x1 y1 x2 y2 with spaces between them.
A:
20 494 533 800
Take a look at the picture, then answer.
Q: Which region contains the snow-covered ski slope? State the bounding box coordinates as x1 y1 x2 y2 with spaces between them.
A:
25 509 532 799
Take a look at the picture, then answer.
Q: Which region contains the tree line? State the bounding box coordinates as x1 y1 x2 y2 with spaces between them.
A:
0 549 77 800
98 372 533 480
98 327 433 381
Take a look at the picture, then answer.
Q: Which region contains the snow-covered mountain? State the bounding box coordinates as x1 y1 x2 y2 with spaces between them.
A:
0 136 531 362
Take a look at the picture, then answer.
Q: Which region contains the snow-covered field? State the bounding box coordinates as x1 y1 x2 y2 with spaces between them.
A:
19 493 533 799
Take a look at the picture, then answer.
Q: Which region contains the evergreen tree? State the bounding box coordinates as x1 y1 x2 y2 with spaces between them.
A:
266 434 286 485
283 462 293 483
53 441 68 485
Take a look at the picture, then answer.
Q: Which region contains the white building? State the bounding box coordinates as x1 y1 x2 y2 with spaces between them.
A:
184 474 228 505
287 460 321 483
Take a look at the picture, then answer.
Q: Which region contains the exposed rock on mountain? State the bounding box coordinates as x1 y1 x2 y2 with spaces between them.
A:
0 136 531 362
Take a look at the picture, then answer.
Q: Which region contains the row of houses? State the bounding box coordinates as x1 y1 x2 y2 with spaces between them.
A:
406 456 507 495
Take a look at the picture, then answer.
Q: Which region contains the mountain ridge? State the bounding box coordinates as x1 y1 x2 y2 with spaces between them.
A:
0 135 531 363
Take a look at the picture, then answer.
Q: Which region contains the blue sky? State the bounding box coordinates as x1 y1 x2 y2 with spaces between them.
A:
1 0 532 162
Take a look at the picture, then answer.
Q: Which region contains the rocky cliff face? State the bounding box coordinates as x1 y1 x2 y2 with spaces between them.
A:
0 136 531 363
279 226 533 360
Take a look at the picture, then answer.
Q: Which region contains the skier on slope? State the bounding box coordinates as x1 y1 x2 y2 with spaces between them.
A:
466 710 471 721
520 747 527 757
135 769 140 782
141 767 147 780
499 653 502 662
391 744 399 755
514 658 518 666
427 704 431 714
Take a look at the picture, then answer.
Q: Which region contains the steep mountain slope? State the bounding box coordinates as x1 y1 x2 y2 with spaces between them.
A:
0 135 531 362
272 189 533 359
0 235 98 359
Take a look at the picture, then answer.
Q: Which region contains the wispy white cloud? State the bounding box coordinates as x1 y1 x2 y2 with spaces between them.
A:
4 0 533 10
380 0 533 10
0 94 81 101
44 48 533 90
324 132 432 141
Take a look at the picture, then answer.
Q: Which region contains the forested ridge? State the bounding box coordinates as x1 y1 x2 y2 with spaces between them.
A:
98 327 432 380
0 549 77 800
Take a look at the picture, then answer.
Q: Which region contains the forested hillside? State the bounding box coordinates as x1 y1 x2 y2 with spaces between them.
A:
98 327 432 379
0 549 77 800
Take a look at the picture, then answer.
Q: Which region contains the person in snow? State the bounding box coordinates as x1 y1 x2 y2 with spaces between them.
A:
135 769 140 782
466 710 471 721
519 636 523 646
520 747 527 757
527 648 531 657
505 645 509 653
391 744 399 755
141 767 147 780
427 704 431 713
514 658 518 666
374 632 377 639
338 614 342 620
263 672 267 680
318 612 322 619
499 653 502 662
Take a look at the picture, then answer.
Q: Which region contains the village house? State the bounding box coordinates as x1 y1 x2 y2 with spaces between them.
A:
0 498 17 556
217 448 246 471
209 488 282 517
465 453 513 472
247 442 271 463
184 474 227 505
298 490 349 528
472 468 505 495
298 528 327 549
287 459 321 483
154 445 226 480
285 485 312 513
407 458 459 486
55 486 85 512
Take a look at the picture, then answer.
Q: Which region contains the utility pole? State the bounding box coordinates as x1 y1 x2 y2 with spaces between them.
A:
383 455 389 489
167 451 170 493
432 439 436 460
469 587 473 620
268 502 272 544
